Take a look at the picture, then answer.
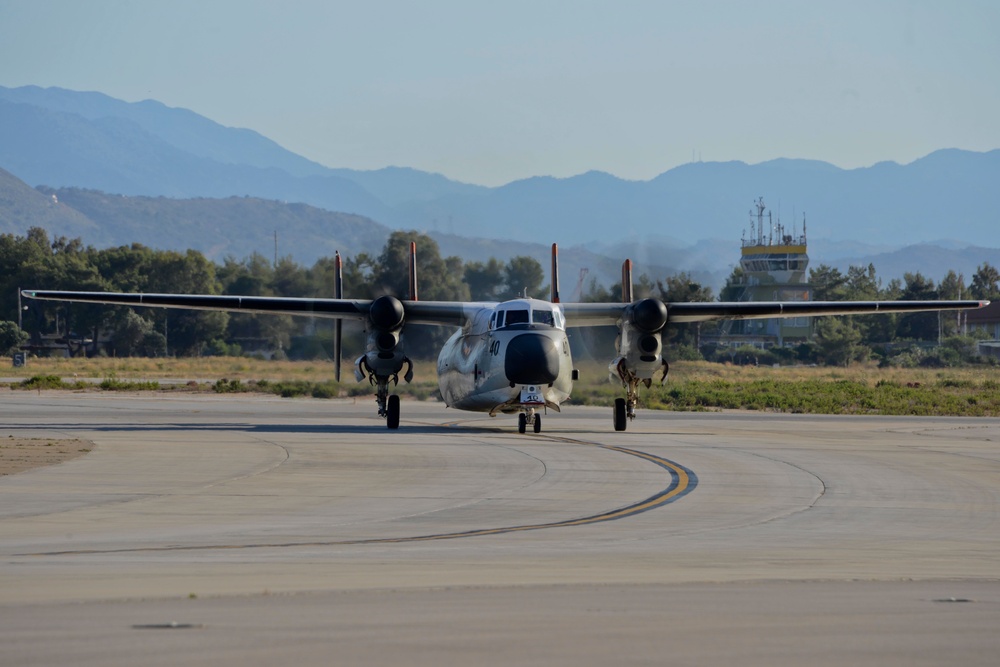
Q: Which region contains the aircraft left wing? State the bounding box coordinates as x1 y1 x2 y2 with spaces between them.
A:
667 299 989 323
562 298 989 327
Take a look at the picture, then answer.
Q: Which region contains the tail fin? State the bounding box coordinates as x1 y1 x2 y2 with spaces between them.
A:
550 243 560 304
334 251 343 382
408 241 418 301
622 259 634 303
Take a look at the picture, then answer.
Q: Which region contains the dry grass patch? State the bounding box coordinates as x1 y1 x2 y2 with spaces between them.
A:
0 437 94 476
5 357 998 416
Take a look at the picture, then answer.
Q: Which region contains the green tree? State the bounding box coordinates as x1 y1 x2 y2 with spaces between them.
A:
718 265 747 302
500 256 547 301
373 231 469 302
937 270 967 338
217 253 296 353
809 264 847 301
970 262 1000 300
272 256 311 297
659 272 714 304
658 272 713 351
842 263 885 346
371 232 469 358
811 317 870 366
582 277 615 303
464 258 505 301
0 321 28 356
145 249 228 355
6 230 109 353
896 272 938 341
844 264 880 300
113 310 153 357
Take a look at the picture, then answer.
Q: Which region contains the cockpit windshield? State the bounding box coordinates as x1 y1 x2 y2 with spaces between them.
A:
505 309 530 325
533 308 554 326
491 302 564 330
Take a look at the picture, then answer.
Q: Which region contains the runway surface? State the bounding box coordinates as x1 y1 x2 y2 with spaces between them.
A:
2 392 999 665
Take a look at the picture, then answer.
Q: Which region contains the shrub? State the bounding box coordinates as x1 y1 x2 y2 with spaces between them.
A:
100 376 160 391
19 375 68 390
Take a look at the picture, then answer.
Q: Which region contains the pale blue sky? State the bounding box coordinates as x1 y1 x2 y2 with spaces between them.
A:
2 0 998 186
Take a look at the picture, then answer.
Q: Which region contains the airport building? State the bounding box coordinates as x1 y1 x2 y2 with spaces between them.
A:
722 198 812 346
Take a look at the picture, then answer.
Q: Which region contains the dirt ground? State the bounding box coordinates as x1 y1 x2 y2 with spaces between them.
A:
0 437 93 476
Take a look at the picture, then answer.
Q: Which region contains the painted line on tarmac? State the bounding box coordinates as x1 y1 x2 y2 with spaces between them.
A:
24 437 697 555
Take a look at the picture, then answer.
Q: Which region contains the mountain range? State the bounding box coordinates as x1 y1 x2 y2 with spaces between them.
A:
1 84 998 291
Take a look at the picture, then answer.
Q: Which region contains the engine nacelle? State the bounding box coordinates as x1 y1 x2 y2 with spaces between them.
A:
369 294 405 330
360 295 408 378
610 298 668 384
630 297 668 333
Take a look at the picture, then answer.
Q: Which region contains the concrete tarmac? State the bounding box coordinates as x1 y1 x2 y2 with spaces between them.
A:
1 392 999 665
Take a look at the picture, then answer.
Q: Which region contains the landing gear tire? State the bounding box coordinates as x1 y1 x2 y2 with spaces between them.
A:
533 415 541 434
613 397 627 432
518 413 527 434
386 394 400 430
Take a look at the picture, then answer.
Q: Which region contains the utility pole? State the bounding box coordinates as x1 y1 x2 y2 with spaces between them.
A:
17 287 22 330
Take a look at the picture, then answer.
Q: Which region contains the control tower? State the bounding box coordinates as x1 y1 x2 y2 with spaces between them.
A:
730 198 811 345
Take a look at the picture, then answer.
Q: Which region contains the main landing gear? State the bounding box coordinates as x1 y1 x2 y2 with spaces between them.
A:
613 397 628 432
386 394 400 430
359 356 412 430
612 358 669 432
518 409 542 434
374 378 401 430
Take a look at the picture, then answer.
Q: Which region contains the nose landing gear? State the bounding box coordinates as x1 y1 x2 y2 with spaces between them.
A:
518 410 542 434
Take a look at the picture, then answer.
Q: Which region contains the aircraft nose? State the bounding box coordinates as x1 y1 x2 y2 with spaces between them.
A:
505 333 560 385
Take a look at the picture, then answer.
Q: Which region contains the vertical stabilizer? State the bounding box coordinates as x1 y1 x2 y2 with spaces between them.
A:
622 259 634 303
550 243 560 303
334 251 343 382
408 242 419 301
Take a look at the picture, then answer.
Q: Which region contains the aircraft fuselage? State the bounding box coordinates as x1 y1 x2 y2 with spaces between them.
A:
437 298 573 413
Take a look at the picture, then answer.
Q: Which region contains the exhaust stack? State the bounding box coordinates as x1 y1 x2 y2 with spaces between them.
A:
408 241 418 301
550 243 560 304
622 259 634 303
334 251 343 382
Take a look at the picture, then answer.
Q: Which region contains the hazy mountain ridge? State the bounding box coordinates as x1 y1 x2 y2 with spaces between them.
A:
0 85 330 177
29 186 394 264
1 85 999 291
0 94 393 220
0 167 101 239
2 167 998 293
0 166 698 289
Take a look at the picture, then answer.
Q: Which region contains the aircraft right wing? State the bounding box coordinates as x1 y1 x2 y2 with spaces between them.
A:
21 290 374 320
20 290 498 328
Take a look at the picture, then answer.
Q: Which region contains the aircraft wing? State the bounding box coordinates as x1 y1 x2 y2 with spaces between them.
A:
22 290 373 320
562 299 989 327
20 290 494 327
665 299 989 323
21 290 989 327
560 303 629 327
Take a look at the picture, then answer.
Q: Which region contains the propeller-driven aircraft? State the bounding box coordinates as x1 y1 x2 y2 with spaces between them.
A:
23 243 988 433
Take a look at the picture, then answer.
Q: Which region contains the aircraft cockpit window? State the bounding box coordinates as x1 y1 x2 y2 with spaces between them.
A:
505 309 530 325
533 308 554 326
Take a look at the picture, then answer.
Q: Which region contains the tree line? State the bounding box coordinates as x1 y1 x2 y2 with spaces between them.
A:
1 227 998 366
